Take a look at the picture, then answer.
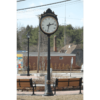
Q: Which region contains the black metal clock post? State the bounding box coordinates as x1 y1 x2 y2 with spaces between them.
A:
46 34 52 96
40 8 58 96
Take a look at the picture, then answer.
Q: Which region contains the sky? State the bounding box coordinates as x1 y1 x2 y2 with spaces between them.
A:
17 0 83 28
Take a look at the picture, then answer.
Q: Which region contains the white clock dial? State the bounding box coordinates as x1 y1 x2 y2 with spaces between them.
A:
40 16 58 34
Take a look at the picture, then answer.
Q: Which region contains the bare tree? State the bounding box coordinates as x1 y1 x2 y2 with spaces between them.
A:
66 34 72 44
39 32 48 73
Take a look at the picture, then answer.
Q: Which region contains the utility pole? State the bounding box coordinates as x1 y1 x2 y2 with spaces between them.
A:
64 1 66 46
37 15 41 73
26 32 30 76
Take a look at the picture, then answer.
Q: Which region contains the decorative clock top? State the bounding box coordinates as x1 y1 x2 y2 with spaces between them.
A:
41 8 57 18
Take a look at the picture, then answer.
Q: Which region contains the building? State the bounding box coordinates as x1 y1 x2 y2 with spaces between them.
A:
58 43 83 66
17 37 82 71
17 52 79 71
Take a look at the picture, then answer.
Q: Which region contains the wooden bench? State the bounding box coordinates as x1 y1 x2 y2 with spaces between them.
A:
53 78 82 95
17 79 36 95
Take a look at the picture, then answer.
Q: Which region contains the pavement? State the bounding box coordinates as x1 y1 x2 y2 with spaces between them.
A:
17 90 83 96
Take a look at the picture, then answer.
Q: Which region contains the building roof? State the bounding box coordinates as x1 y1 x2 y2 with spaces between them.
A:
17 52 76 56
58 44 82 54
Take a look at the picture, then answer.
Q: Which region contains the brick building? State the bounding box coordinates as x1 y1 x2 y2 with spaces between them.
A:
17 52 80 71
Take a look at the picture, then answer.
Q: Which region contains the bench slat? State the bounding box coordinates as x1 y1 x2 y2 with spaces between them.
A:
20 85 31 87
19 79 30 82
57 84 68 87
57 79 69 81
20 83 31 87
69 82 79 86
57 82 68 87
69 78 80 81
17 83 20 87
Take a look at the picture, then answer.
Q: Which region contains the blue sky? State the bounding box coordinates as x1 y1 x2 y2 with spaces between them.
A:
17 0 83 28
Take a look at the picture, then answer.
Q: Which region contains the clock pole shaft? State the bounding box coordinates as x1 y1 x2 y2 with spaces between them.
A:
47 35 50 81
43 35 53 96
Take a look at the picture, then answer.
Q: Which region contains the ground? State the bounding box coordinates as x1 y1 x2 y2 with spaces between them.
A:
17 94 83 100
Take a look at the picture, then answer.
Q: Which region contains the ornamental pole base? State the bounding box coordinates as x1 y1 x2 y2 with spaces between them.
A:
43 84 54 96
43 91 54 96
43 93 54 96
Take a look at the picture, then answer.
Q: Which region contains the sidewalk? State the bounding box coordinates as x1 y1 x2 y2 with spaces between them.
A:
17 90 83 96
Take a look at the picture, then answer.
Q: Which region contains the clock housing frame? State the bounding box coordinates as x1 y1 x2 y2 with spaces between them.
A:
40 8 59 36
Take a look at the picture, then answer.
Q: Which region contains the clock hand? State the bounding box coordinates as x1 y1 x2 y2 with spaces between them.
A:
47 25 49 32
47 23 54 32
49 23 54 25
51 23 54 25
47 23 50 32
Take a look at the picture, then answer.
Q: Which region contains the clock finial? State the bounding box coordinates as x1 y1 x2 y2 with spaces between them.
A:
46 8 55 14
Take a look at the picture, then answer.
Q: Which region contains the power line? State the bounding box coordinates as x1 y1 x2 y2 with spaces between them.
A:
17 0 25 2
17 0 82 14
17 0 71 11
17 0 83 20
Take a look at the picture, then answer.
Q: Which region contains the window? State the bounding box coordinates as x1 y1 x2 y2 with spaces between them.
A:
59 57 63 60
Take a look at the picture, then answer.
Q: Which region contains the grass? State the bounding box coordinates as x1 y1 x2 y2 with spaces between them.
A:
17 94 83 100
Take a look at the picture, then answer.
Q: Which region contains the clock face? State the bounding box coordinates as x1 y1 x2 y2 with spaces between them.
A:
40 16 58 34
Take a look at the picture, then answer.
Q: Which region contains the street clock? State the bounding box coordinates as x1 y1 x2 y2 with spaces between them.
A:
39 8 59 96
40 8 59 35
